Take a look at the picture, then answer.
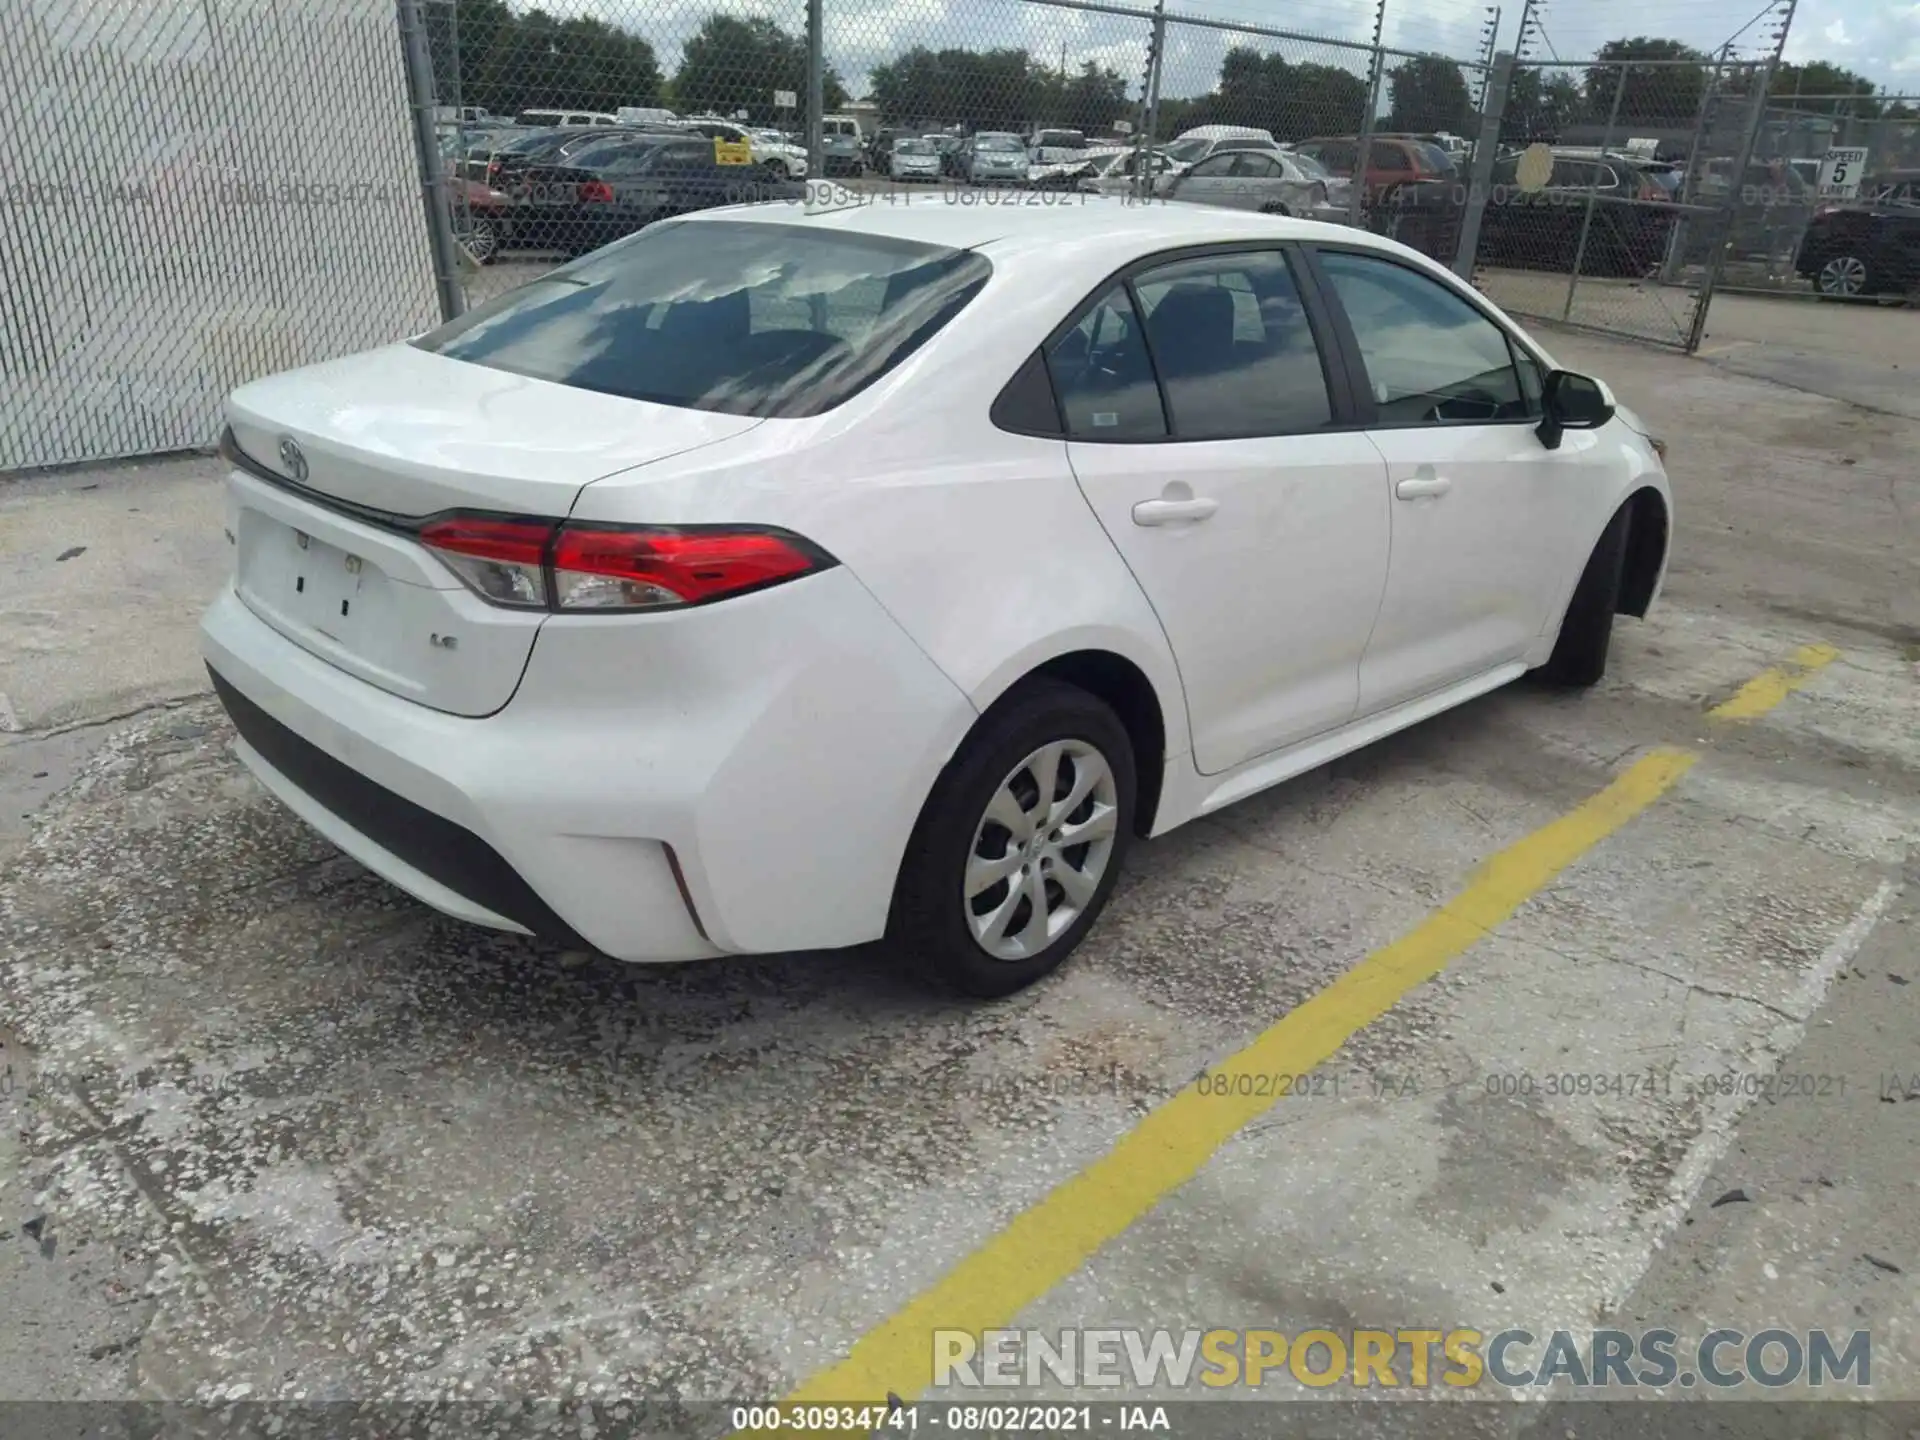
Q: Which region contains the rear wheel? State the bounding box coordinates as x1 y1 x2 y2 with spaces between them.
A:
1539 505 1630 687
889 679 1135 997
1815 253 1873 298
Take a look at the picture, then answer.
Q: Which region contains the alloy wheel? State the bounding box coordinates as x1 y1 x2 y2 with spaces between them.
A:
963 739 1119 961
462 218 498 264
1817 255 1868 296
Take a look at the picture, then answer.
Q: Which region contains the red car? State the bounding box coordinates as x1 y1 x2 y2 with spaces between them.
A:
1292 135 1457 202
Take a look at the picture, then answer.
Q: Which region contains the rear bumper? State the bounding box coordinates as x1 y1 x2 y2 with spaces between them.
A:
201 570 976 962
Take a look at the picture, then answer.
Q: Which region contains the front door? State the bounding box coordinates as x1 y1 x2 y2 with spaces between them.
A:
1306 246 1601 714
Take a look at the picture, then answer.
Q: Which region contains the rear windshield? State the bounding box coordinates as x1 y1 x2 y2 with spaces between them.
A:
413 220 992 419
1035 131 1086 148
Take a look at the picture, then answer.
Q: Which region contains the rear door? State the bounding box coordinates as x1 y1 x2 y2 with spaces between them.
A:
1171 152 1242 208
1056 247 1391 774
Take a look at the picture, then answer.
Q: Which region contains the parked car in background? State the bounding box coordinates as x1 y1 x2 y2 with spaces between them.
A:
1163 126 1278 166
1156 145 1327 216
1028 128 1088 166
931 133 968 177
489 126 639 191
515 108 618 128
1292 135 1455 200
1795 169 1920 297
511 134 803 255
1070 147 1176 196
1284 148 1354 218
957 133 1028 184
889 137 943 182
1474 149 1675 277
865 127 903 171
616 106 678 126
821 116 864 176
445 176 513 264
676 117 808 178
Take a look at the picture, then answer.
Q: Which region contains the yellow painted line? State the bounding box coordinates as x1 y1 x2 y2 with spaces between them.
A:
781 749 1697 1408
1707 642 1840 721
767 642 1840 1418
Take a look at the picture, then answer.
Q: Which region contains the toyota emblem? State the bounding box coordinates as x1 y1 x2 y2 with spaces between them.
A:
277 435 309 485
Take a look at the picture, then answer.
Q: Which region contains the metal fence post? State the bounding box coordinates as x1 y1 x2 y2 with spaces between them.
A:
1661 45 1729 284
397 0 465 322
1563 61 1628 319
1138 0 1166 200
1452 50 1512 280
1347 0 1387 227
1688 61 1786 350
805 0 824 182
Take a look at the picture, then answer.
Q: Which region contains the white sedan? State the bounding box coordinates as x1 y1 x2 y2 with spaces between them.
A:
201 198 1671 996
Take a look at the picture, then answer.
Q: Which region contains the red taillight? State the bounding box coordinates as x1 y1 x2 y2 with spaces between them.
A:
419 516 552 609
416 516 830 612
487 160 501 183
578 179 615 203
551 525 823 610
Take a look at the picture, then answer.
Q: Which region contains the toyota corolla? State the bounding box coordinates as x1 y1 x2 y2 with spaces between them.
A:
201 197 1670 996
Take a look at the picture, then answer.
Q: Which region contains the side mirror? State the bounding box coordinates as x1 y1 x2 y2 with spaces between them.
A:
1537 368 1615 450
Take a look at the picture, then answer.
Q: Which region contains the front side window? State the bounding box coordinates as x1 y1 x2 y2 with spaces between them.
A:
1317 249 1529 425
1188 154 1237 178
1132 251 1333 439
414 221 991 418
1047 288 1165 440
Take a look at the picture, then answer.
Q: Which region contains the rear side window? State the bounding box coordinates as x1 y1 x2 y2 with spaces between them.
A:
414 221 991 418
1046 288 1166 440
1132 251 1332 439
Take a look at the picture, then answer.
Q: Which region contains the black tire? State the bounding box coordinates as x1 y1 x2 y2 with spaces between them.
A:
889 678 1136 998
1540 504 1630 687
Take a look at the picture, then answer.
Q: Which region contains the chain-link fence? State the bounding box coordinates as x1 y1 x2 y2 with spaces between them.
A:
0 0 441 471
20 0 1904 470
419 0 1496 313
1715 93 1920 299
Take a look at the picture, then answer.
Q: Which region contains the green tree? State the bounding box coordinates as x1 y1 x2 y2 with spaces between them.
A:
1588 37 1707 123
440 2 662 117
869 46 1042 130
1501 68 1586 142
1766 61 1883 117
672 14 843 123
1032 60 1132 132
1174 47 1368 140
1387 55 1474 134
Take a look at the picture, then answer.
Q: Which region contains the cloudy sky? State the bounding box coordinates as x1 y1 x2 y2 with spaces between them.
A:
37 0 1917 98
635 0 1920 99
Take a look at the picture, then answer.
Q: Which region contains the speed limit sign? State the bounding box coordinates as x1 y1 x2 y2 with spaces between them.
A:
1818 146 1868 197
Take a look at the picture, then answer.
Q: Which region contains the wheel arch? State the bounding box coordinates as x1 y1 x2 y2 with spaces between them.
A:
1616 485 1670 618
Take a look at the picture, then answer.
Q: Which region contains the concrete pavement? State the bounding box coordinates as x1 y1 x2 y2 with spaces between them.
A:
0 324 1914 1426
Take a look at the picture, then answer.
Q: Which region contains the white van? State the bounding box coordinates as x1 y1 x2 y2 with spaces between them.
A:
515 108 618 128
616 106 678 126
820 115 864 176
1164 124 1280 166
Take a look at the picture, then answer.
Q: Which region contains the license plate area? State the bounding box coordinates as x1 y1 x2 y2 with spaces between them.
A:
236 510 394 653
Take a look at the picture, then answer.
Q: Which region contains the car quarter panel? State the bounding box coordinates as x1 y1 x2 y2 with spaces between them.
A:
567 224 1201 771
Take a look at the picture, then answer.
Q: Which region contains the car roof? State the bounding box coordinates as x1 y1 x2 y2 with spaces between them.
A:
682 191 1419 264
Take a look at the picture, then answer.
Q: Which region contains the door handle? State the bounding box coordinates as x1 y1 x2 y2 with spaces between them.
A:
1394 475 1452 500
1132 496 1219 526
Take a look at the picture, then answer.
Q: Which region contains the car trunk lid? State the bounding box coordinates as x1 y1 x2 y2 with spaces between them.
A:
223 344 762 716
